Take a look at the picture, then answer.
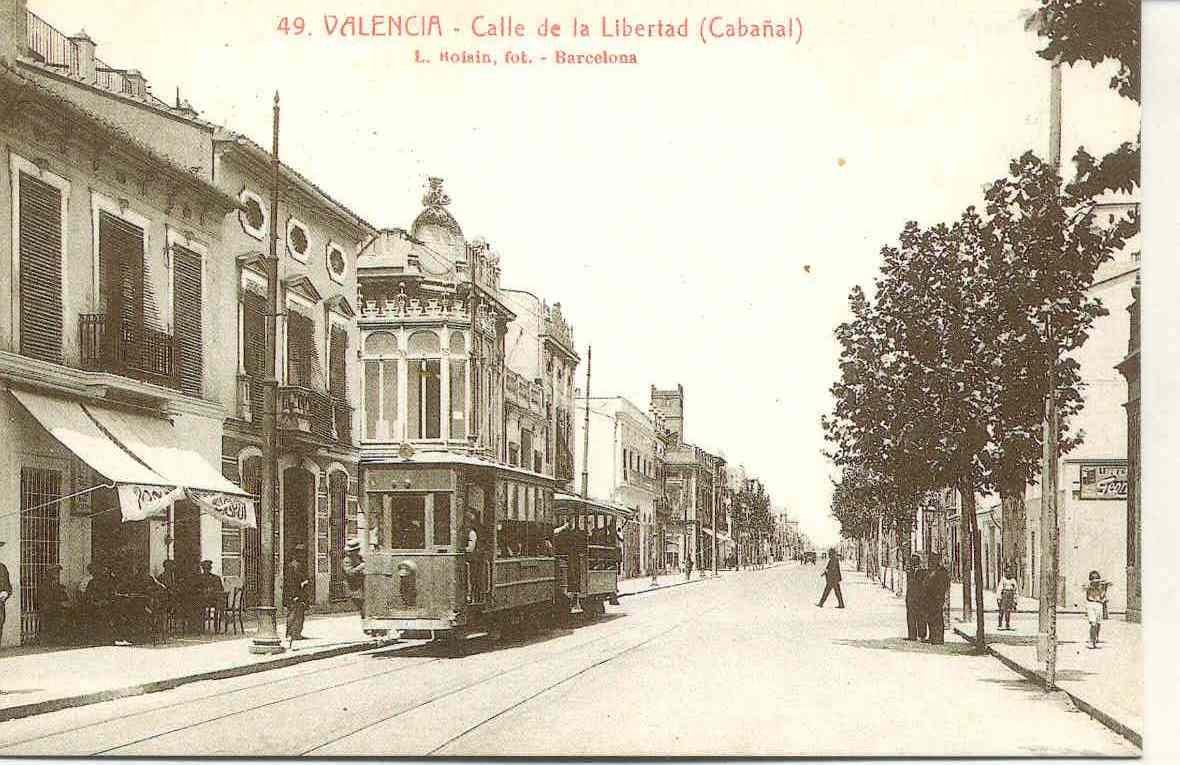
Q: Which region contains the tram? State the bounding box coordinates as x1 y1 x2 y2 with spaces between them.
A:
359 453 632 653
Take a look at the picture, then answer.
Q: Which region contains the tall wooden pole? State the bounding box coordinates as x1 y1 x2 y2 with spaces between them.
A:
251 91 284 655
580 345 591 498
1037 60 1063 688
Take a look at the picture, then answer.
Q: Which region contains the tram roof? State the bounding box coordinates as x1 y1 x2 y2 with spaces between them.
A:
554 493 637 521
360 449 556 484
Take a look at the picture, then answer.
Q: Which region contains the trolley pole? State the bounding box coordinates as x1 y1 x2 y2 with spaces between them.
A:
250 91 284 655
580 345 591 498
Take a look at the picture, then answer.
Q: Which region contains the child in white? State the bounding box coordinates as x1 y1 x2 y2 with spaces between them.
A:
1084 570 1109 649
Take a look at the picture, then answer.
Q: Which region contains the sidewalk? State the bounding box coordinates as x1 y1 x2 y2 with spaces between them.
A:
0 612 393 723
617 569 720 596
950 610 1142 747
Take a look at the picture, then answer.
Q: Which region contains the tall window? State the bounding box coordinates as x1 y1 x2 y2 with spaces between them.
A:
362 332 399 442
449 332 467 441
407 331 441 440
172 245 203 396
521 429 534 472
286 311 318 388
20 466 61 644
16 171 64 364
98 211 147 363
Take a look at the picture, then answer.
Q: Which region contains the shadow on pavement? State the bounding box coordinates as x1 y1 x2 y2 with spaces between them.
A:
365 613 625 659
833 637 979 656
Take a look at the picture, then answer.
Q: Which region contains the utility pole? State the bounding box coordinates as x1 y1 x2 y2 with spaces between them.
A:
580 345 591 498
250 91 284 655
1036 57 1064 689
711 460 719 576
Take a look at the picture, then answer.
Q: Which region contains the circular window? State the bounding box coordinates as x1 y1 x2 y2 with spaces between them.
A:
286 218 310 262
326 243 347 283
238 190 268 240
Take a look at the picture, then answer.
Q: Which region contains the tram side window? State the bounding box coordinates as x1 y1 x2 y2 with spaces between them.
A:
367 493 383 547
433 493 451 547
389 495 426 550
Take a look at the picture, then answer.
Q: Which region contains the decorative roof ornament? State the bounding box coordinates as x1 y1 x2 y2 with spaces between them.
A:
422 177 451 208
411 176 463 238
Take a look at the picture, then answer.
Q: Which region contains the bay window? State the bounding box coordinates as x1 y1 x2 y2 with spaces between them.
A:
362 332 399 442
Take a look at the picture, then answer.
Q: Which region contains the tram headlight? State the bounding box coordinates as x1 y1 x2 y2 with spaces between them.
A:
397 560 418 606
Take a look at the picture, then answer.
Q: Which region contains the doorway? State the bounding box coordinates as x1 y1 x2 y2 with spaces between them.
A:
172 498 202 576
283 466 316 603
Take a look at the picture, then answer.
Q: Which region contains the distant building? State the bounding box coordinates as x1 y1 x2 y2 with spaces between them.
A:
573 396 665 578
651 384 725 570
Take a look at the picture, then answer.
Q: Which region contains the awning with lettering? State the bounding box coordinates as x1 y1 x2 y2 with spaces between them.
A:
8 388 253 527
84 405 254 527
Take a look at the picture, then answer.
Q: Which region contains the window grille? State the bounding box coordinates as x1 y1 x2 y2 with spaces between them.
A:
20 467 62 644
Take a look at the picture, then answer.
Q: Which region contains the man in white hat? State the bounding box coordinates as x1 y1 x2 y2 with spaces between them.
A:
0 541 10 646
342 538 365 621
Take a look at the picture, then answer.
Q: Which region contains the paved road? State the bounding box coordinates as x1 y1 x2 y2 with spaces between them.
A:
0 564 1135 757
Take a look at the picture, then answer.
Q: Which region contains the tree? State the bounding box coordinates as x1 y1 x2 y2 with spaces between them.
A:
1031 0 1139 239
979 153 1120 592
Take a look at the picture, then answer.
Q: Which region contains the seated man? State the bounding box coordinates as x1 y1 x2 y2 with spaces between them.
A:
36 565 71 642
198 560 225 626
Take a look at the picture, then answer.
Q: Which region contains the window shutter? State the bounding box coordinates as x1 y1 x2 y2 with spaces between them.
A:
287 312 314 388
242 292 267 377
329 325 348 402
98 211 146 362
173 246 203 396
18 172 63 364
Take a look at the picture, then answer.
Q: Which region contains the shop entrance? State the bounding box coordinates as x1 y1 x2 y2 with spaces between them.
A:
283 466 316 603
90 485 149 578
172 498 202 576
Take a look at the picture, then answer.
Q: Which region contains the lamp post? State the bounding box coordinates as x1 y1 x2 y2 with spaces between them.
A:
250 91 285 655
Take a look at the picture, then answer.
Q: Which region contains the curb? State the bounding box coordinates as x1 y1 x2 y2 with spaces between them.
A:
617 573 717 599
951 627 1142 749
0 636 399 724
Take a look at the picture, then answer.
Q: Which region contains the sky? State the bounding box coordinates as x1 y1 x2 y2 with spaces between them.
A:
33 0 1139 546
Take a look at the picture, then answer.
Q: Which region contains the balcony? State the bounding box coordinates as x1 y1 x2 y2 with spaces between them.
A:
275 385 353 446
79 313 179 390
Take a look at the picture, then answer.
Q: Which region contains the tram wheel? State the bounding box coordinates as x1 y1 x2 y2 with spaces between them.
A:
584 598 606 619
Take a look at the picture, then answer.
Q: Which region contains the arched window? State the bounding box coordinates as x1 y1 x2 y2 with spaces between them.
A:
449 332 467 441
362 332 399 441
407 330 441 439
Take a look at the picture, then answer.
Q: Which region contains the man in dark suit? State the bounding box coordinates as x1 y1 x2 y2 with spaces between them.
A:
817 547 845 608
285 548 310 642
905 554 927 640
0 541 11 646
924 556 950 644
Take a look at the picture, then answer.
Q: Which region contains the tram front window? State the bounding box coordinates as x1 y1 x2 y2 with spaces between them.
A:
389 495 426 550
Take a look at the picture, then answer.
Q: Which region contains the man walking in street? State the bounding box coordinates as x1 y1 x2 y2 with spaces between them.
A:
817 547 845 608
342 538 365 622
924 555 950 644
685 555 694 581
905 554 927 640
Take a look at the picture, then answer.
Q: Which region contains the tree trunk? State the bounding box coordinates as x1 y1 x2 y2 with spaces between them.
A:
960 512 973 620
961 477 987 651
999 487 1026 593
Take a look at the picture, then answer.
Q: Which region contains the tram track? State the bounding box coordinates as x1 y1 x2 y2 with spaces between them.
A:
304 592 727 756
4 581 717 757
0 644 436 755
81 609 663 756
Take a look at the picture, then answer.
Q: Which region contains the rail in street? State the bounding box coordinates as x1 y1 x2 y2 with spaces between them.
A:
0 564 1136 757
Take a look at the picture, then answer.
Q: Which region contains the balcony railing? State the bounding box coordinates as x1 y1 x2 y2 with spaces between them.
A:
276 386 353 445
79 313 178 389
